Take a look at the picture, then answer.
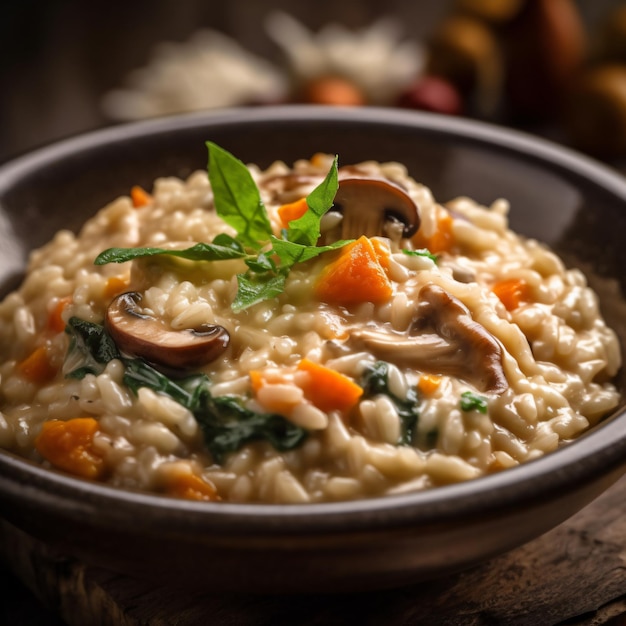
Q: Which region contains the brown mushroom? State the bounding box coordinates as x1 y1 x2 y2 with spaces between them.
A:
329 177 420 241
351 283 508 394
105 292 229 370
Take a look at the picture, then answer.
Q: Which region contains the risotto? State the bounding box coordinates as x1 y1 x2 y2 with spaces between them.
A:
0 144 620 504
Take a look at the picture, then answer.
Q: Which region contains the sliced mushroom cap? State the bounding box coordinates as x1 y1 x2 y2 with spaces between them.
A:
105 292 229 370
330 177 420 240
351 283 508 394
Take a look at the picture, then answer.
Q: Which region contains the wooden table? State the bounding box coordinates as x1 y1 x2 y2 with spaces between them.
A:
1 473 626 625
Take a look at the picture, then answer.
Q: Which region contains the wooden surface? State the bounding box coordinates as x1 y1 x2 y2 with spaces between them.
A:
2 474 626 625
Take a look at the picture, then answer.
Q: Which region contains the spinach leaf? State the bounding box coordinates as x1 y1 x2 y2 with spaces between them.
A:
207 141 273 250
64 317 120 379
460 391 488 414
62 318 307 462
194 395 308 464
360 361 419 445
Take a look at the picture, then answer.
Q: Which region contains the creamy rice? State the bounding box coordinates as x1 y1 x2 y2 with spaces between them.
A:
0 151 620 503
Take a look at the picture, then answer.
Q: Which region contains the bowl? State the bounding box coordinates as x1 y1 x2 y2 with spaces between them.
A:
0 106 625 593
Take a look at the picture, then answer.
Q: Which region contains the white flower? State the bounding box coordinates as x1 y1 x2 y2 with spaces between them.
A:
265 12 424 105
102 29 288 120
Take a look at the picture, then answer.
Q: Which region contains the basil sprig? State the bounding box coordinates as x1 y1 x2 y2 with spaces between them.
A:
94 142 352 311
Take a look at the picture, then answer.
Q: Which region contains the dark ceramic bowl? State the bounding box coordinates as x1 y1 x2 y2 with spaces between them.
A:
1 107 625 593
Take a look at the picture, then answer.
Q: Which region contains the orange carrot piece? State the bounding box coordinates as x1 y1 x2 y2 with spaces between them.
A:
130 185 151 208
35 418 105 480
103 276 129 300
412 211 454 254
417 374 442 396
297 358 363 414
47 296 72 334
492 279 532 311
314 236 393 305
249 370 265 393
277 197 309 228
165 473 220 502
370 238 391 271
17 345 56 384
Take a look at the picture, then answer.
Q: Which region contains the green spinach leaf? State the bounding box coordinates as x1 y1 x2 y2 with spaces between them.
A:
360 361 419 445
63 318 307 463
460 391 488 414
64 317 120 379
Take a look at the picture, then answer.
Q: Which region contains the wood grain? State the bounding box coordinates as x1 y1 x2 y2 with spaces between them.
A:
2 474 626 626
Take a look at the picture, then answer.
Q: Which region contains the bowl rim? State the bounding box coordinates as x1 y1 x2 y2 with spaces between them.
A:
1 105 625 534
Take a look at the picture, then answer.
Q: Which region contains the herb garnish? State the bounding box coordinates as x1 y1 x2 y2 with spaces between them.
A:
64 317 307 462
460 391 488 414
360 361 419 445
94 142 352 311
402 248 437 263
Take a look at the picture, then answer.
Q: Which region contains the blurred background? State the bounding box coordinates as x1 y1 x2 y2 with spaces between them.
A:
1 0 626 168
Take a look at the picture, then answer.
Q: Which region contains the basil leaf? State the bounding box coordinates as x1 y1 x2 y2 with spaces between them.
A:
269 236 351 268
402 248 438 263
207 141 272 250
64 317 120 379
361 361 418 445
94 240 247 266
286 156 339 246
460 391 488 414
245 252 277 273
232 272 287 313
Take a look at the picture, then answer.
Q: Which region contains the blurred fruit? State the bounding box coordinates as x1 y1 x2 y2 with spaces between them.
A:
566 64 626 158
427 15 502 115
504 0 586 120
298 76 366 106
596 5 626 64
455 0 524 24
396 75 463 115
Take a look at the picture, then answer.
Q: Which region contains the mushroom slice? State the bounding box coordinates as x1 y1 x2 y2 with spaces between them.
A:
351 284 508 394
330 177 420 240
105 292 229 370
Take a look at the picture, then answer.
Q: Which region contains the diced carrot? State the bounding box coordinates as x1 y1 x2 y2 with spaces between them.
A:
412 211 454 254
17 345 57 384
370 238 391 271
314 236 393 305
165 472 220 502
277 197 309 228
417 374 442 396
103 276 129 300
47 296 72 334
130 185 152 208
492 279 532 311
35 418 105 480
297 358 363 414
249 369 265 393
